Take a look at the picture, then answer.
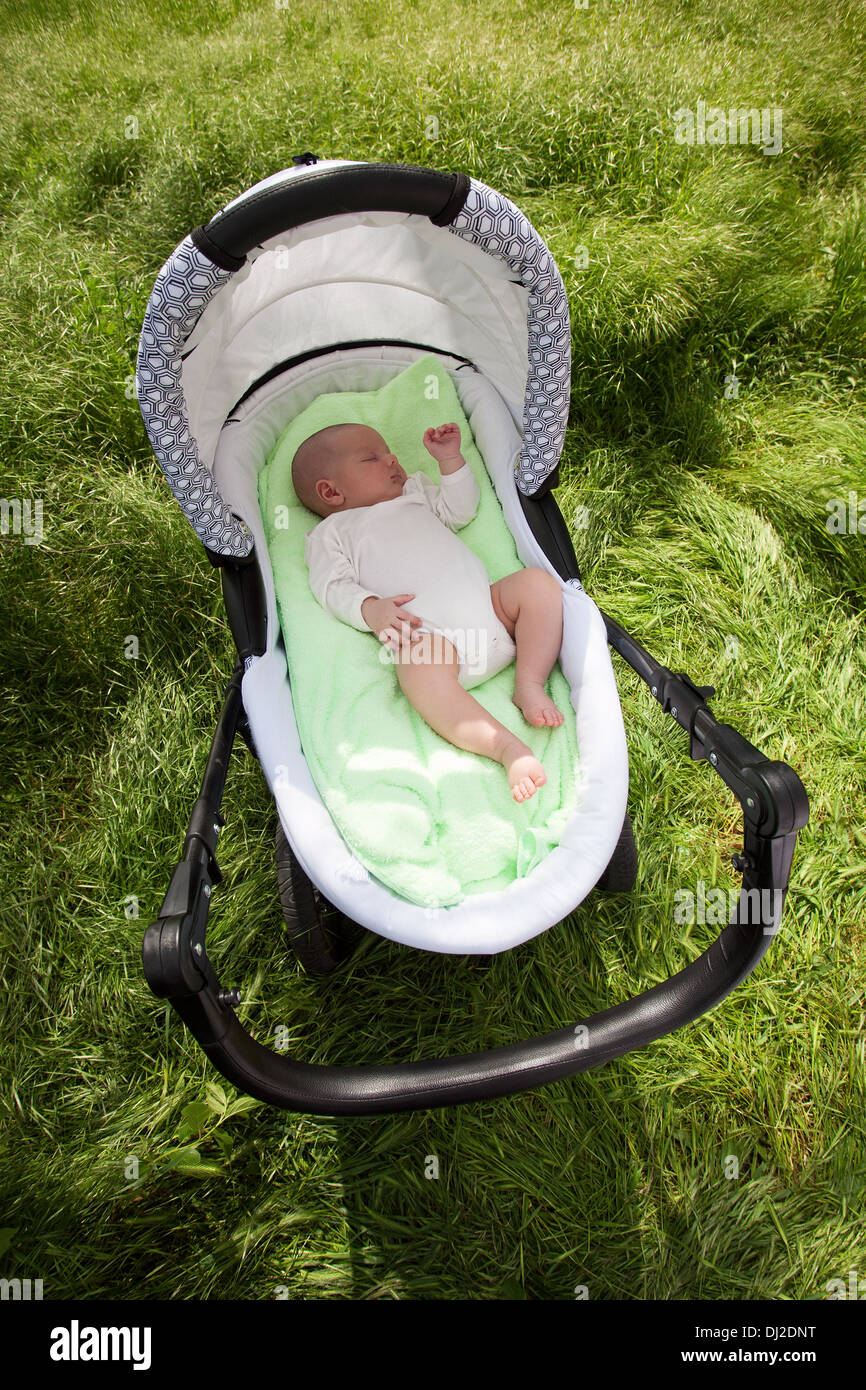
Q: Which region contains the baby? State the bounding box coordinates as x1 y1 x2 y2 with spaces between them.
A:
293 421 565 802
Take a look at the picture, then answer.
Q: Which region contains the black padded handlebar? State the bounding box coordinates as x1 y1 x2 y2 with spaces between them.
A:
169 904 781 1116
142 605 809 1116
191 161 471 268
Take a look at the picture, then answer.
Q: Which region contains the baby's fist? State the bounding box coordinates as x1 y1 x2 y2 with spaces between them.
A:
423 422 462 462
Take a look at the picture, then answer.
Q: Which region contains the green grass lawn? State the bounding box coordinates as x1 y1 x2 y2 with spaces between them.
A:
1 0 864 1300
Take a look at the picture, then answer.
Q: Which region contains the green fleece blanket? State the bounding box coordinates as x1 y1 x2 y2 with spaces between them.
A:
257 354 580 908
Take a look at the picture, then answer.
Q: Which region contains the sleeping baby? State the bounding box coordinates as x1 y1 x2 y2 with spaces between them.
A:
293 421 565 803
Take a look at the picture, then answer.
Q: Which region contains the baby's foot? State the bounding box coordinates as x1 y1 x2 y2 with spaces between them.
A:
512 679 564 728
501 738 547 802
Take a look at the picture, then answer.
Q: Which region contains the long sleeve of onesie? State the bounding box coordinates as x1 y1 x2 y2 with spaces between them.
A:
402 462 480 529
304 523 382 632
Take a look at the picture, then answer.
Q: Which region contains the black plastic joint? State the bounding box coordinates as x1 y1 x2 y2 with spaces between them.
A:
143 839 226 1000
158 859 201 919
184 801 225 884
693 716 809 837
217 552 268 661
651 669 716 756
143 872 211 998
741 760 810 838
204 543 257 569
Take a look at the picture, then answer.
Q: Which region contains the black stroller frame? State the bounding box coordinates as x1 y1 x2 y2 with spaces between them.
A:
139 159 809 1116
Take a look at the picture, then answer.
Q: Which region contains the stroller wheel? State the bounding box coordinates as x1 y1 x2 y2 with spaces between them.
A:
275 821 356 973
596 812 638 892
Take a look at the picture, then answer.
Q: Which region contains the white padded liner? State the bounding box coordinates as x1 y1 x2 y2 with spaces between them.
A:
211 347 629 954
183 208 530 478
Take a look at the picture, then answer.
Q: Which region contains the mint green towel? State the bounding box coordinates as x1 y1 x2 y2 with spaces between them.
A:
257 355 580 907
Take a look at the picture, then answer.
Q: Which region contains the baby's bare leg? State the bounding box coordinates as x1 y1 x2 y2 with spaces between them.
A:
491 567 565 728
392 630 546 802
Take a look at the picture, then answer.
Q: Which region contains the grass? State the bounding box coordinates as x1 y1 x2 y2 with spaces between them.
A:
0 0 864 1301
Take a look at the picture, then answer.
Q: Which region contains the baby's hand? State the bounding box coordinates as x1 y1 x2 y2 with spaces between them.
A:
423 423 462 463
361 593 424 651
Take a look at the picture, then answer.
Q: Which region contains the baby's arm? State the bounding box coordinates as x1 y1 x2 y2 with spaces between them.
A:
407 464 480 530
415 421 480 529
305 524 380 631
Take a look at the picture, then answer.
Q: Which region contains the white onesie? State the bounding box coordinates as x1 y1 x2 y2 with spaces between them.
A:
304 462 517 690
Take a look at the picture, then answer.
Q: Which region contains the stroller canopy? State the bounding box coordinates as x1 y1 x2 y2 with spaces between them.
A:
136 158 571 559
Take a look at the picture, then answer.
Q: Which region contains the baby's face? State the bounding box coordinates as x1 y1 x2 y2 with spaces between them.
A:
327 426 406 510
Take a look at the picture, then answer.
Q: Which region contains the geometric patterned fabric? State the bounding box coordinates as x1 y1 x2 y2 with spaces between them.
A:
448 178 570 496
136 237 253 557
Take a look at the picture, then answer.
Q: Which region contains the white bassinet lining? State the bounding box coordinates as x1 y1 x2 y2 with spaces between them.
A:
211 347 629 953
182 209 531 480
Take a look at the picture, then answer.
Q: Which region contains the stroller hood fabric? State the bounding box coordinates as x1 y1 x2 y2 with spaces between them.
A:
136 160 571 560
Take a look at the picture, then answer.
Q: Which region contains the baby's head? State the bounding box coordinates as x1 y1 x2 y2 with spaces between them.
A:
292 423 407 518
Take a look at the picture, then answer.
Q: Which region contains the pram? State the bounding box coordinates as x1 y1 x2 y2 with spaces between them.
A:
137 155 809 1116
